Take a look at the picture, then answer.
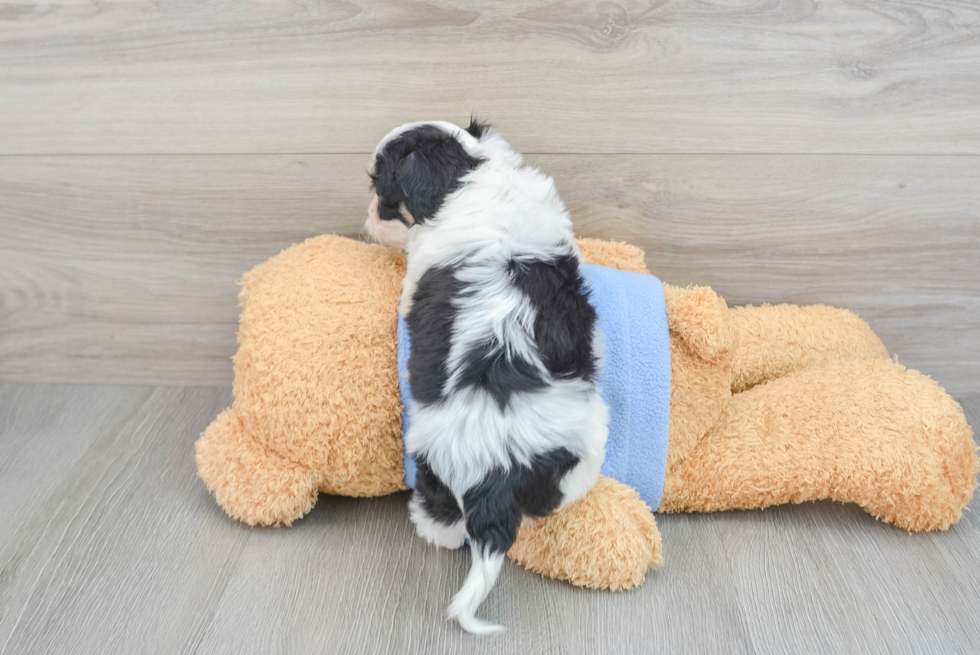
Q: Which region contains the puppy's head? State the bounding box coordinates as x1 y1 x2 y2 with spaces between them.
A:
365 119 492 249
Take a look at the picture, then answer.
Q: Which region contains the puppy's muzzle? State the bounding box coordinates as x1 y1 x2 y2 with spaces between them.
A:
364 195 410 250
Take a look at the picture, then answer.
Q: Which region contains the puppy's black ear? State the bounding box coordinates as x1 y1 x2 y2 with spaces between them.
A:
396 150 442 222
393 130 483 223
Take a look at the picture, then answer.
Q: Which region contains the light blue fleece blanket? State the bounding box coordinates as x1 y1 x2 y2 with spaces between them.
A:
397 264 672 511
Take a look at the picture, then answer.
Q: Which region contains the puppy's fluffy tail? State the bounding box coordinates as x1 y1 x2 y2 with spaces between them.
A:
447 543 506 635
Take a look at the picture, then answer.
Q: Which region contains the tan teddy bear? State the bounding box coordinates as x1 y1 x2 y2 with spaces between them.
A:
196 234 977 590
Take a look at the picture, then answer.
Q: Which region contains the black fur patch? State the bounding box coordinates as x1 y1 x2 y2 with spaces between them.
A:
466 117 491 139
456 337 546 409
377 197 409 225
463 448 580 554
370 124 483 224
407 265 463 405
511 254 598 381
414 455 463 526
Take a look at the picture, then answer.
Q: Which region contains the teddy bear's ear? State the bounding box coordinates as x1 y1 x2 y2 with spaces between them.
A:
663 284 738 364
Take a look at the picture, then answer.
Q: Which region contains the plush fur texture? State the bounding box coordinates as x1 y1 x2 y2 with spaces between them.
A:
196 234 978 594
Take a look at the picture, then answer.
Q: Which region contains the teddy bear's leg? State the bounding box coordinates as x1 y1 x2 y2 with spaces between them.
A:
508 476 664 590
730 304 890 393
660 360 978 531
196 408 321 527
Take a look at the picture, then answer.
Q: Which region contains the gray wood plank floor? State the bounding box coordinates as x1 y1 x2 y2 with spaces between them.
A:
1 383 978 654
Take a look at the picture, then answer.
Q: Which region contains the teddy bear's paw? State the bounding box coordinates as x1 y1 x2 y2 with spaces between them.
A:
196 408 320 527
408 492 467 549
509 476 663 590
663 284 737 364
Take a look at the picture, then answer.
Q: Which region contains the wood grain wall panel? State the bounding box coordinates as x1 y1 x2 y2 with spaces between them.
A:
1 153 976 391
1 1 978 154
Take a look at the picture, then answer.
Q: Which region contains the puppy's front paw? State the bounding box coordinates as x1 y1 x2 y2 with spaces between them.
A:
408 493 467 549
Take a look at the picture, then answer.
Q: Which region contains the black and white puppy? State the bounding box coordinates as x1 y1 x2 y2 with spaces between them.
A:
366 120 609 634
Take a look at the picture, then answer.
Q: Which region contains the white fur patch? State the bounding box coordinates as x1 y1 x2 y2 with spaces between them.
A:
406 381 607 496
408 493 467 550
364 195 410 250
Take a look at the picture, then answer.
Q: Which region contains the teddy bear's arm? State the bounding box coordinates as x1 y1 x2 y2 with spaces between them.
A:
660 359 978 532
508 475 663 590
662 284 738 364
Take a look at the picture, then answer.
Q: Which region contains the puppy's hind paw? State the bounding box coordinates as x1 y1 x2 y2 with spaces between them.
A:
408 494 467 549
